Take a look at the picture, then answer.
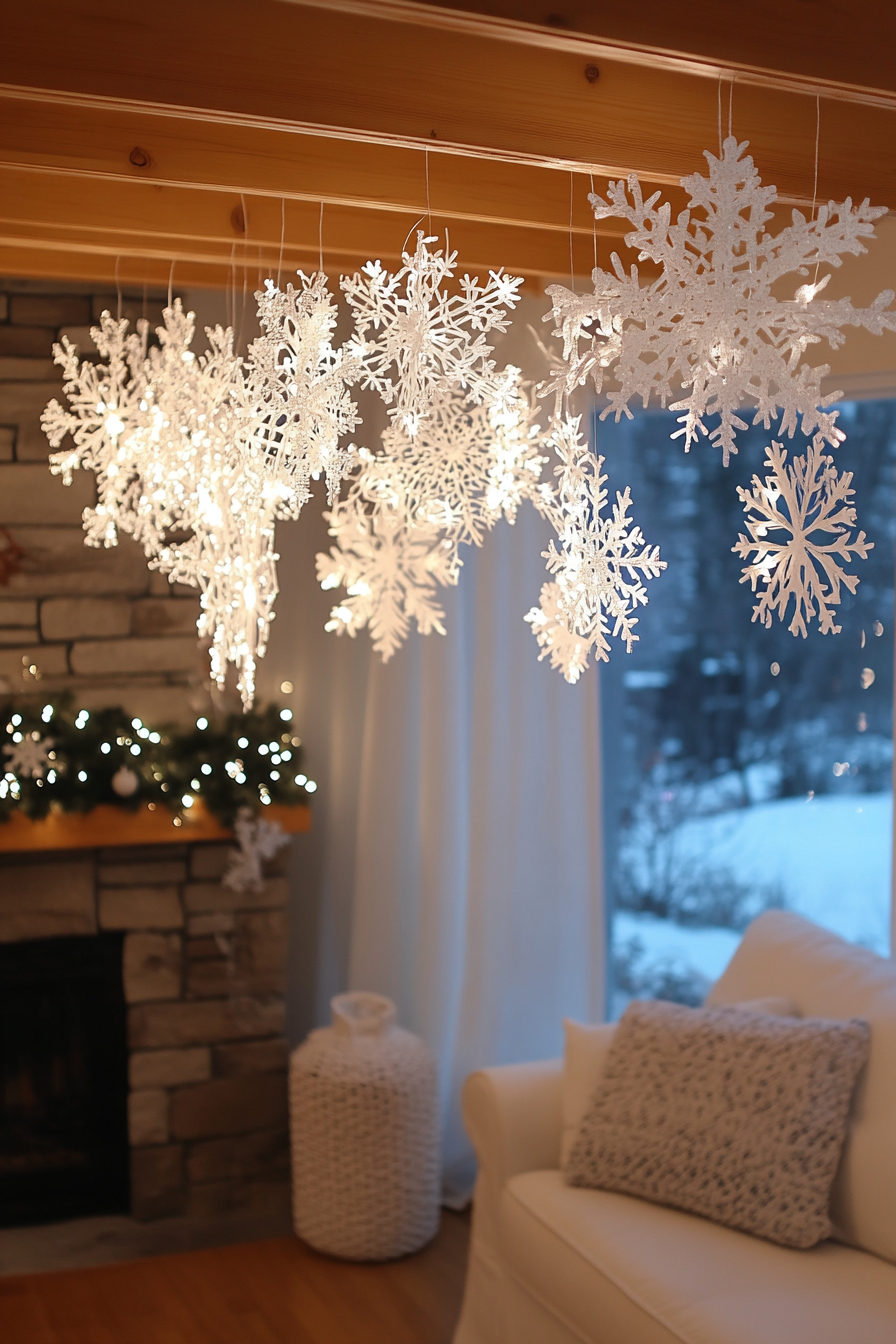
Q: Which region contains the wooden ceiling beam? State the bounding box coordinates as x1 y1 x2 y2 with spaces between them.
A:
0 0 892 287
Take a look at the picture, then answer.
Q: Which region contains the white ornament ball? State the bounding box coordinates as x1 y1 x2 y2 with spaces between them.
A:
111 766 140 798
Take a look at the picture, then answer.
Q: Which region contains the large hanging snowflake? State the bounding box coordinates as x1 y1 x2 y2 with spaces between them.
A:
525 416 665 683
316 373 551 658
4 732 54 779
342 232 523 436
42 302 304 709
42 312 152 548
543 136 895 463
243 271 362 504
733 437 871 636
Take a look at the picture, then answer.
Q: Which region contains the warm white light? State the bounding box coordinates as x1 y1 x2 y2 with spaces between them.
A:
182 794 194 808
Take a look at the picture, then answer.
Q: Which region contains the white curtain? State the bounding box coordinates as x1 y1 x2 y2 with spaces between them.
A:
259 494 607 1198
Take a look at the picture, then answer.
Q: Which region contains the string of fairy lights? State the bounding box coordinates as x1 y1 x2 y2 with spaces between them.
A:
0 698 315 825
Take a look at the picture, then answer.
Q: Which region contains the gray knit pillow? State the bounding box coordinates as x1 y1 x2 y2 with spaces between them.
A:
564 1000 869 1248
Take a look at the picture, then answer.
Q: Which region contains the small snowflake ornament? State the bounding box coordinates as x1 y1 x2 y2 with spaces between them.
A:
223 805 292 893
4 732 54 779
733 436 872 636
543 137 895 463
525 416 665 682
342 232 523 436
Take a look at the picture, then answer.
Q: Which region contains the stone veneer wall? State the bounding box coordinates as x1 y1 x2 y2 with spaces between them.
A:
0 839 291 1221
0 278 206 725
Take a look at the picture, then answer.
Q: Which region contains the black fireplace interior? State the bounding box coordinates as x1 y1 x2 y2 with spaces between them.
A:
0 933 130 1227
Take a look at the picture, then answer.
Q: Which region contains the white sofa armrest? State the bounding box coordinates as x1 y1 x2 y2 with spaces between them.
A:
456 1062 563 1344
462 1059 563 1187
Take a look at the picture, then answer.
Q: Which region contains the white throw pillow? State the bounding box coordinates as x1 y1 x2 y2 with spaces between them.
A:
565 999 869 1249
561 995 797 1167
707 909 896 1265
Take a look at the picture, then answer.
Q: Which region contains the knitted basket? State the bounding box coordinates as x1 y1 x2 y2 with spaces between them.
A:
289 991 440 1260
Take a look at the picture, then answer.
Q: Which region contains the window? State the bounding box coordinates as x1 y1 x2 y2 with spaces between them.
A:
599 400 896 1015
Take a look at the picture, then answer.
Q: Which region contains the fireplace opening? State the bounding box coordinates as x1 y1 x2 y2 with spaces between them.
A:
0 933 130 1227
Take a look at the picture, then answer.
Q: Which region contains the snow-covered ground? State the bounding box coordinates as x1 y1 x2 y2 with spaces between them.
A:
613 791 893 992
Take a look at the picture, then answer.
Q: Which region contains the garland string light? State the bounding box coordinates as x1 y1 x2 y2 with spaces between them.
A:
0 699 315 891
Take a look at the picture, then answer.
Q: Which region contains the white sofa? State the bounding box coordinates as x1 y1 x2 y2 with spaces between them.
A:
453 911 896 1344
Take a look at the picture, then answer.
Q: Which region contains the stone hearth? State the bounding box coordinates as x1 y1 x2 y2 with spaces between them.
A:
0 839 291 1223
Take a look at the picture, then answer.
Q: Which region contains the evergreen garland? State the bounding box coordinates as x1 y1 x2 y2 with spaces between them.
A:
0 696 313 828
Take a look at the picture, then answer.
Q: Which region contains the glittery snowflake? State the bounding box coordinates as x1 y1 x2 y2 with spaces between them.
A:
733 437 872 636
244 271 362 504
42 311 151 547
316 373 551 658
342 232 523 436
525 416 665 682
43 302 300 709
223 805 292 893
543 136 896 463
4 732 54 779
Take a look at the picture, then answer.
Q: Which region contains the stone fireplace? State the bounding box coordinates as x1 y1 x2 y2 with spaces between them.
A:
0 838 291 1226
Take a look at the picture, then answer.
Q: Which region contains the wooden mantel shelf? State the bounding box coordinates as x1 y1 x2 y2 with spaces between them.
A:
0 800 311 853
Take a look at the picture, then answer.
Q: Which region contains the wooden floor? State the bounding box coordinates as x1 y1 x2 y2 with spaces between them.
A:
0 1212 470 1344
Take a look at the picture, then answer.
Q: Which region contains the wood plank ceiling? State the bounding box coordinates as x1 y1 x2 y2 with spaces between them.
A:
0 0 893 289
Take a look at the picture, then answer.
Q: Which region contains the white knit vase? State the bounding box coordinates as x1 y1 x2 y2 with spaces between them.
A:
289 991 440 1260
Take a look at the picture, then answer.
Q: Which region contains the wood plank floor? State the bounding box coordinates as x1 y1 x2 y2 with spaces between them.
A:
0 1211 470 1344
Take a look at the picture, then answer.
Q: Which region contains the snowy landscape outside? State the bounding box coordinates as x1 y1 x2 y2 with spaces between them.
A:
596 400 896 1014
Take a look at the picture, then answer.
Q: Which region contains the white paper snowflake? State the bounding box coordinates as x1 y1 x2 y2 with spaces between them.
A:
4 733 54 779
525 416 665 682
316 451 454 661
223 805 291 893
316 373 551 658
42 312 152 548
733 437 872 636
244 271 362 504
342 232 523 436
543 136 896 463
43 302 307 710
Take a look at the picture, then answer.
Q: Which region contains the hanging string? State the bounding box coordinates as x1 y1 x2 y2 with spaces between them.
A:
142 282 147 328
168 259 176 314
728 76 735 140
114 256 122 321
238 193 249 351
319 201 324 275
811 94 821 223
425 147 432 236
569 170 575 292
811 94 821 284
590 171 598 275
277 198 285 290
717 74 723 156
